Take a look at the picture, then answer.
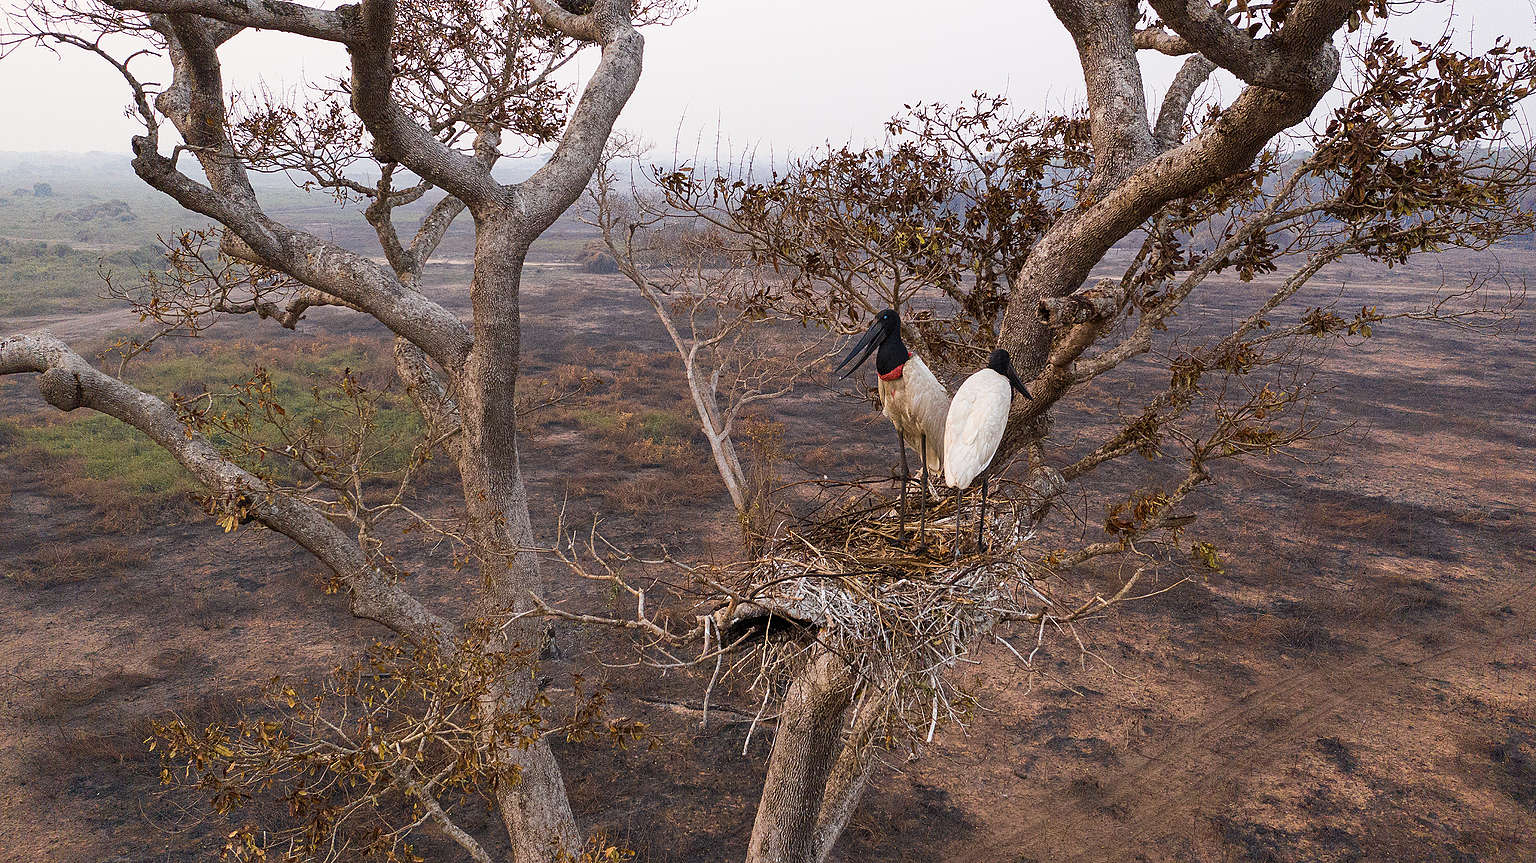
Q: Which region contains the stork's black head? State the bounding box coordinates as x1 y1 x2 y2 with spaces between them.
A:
987 349 1032 399
834 309 910 378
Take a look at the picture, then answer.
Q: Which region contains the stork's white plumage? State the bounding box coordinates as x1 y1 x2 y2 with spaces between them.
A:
941 349 1031 557
943 367 1012 490
878 354 947 477
834 309 951 540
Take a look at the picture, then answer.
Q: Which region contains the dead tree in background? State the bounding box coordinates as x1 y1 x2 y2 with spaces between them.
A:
586 150 834 529
0 2 1534 863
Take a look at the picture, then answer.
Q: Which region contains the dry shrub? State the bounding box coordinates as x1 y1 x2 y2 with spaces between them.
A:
794 442 847 476
1300 498 1404 544
576 239 619 273
737 415 784 552
7 536 151 587
601 349 682 400
56 726 151 767
1347 573 1451 626
167 685 251 731
151 645 217 676
544 389 720 516
33 667 156 723
609 469 711 517
57 473 196 532
1243 612 1353 659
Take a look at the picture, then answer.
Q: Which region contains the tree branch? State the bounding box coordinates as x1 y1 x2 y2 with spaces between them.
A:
104 0 357 42
127 14 473 368
527 0 601 42
1154 54 1217 150
1146 0 1278 83
401 775 496 863
348 0 501 207
1147 0 1353 90
1134 25 1193 55
514 0 643 239
0 332 457 653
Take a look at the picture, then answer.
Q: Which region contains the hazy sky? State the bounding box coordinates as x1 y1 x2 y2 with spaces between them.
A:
1 0 1533 156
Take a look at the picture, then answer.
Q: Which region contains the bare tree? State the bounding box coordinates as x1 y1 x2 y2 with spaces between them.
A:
3 0 678 859
1 3 1534 863
585 148 834 528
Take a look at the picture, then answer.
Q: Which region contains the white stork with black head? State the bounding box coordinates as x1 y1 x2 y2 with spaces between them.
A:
835 309 949 539
944 348 1031 557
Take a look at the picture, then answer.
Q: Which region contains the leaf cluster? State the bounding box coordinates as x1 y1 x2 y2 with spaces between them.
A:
150 635 649 863
653 94 1092 370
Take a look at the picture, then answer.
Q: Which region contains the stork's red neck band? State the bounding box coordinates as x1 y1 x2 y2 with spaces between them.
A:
878 364 905 381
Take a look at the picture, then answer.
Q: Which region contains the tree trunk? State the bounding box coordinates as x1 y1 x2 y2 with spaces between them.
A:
699 401 750 515
746 648 858 863
457 210 580 860
811 696 886 863
642 287 752 514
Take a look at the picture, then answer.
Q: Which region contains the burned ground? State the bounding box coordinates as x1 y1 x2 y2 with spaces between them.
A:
1 241 1533 861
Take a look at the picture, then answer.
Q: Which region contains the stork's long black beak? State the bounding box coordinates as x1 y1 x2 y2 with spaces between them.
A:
833 321 885 378
1005 363 1033 400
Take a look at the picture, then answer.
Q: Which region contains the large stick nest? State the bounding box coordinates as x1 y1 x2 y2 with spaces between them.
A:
709 480 1052 739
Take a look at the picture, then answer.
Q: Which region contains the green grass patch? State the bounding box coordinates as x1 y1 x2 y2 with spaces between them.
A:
10 336 423 505
570 407 624 433
636 409 694 444
22 413 194 496
0 238 164 316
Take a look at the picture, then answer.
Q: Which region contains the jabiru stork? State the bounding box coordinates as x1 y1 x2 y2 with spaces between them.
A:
834 309 949 539
943 348 1031 557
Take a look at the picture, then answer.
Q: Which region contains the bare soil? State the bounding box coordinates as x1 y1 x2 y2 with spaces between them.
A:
1 251 1533 861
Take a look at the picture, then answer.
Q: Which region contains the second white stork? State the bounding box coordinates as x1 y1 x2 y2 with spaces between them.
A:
944 348 1031 557
835 309 949 539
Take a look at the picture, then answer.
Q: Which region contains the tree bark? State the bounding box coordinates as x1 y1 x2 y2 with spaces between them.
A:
746 648 858 863
811 694 886 863
454 212 581 860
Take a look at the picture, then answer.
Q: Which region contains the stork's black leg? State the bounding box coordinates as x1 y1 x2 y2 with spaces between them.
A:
953 484 963 561
918 434 929 545
978 475 989 554
897 430 910 540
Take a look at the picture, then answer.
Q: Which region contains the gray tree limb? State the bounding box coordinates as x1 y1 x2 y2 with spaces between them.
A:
0 332 457 653
128 14 473 369
348 0 502 207
1154 54 1218 150
515 0 644 239
103 0 357 43
1134 25 1193 55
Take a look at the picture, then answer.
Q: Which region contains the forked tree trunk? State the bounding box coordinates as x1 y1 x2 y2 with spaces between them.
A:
746 648 858 863
811 696 886 863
